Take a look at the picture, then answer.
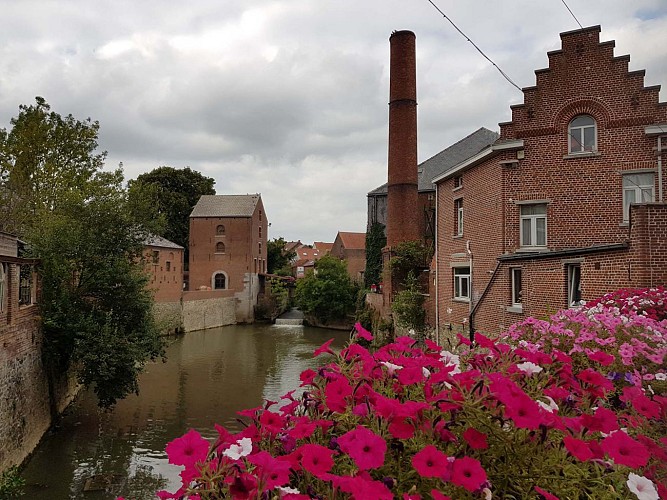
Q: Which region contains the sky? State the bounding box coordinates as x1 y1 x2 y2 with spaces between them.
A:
1 1 666 244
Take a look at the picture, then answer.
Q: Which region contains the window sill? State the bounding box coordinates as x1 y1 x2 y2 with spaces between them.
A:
515 246 549 253
453 186 463 192
619 222 629 227
563 151 601 160
453 235 463 239
453 297 470 303
506 305 523 314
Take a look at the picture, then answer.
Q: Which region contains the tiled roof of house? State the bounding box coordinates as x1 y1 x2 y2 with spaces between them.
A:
368 127 499 195
144 234 184 249
190 194 261 218
313 241 333 253
285 240 304 252
337 232 366 250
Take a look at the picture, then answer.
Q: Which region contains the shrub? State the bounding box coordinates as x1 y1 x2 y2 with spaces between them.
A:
155 291 666 500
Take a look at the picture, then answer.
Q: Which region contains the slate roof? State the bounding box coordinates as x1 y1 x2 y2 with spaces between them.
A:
144 234 184 249
190 194 261 218
368 127 499 196
337 232 366 250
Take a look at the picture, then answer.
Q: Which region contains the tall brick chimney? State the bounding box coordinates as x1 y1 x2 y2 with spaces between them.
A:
386 30 419 247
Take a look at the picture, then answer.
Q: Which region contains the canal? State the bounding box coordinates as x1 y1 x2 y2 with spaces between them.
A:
21 323 350 499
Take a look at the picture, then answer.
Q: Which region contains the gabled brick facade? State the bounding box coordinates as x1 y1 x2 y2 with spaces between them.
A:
434 26 667 336
330 231 367 283
144 235 184 303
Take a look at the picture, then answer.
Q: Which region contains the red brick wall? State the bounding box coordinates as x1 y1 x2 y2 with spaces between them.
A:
435 26 667 337
188 198 268 293
145 246 184 303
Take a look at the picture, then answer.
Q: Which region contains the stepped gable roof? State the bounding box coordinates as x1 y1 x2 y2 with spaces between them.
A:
190 194 260 218
144 234 184 249
368 127 499 195
337 231 366 250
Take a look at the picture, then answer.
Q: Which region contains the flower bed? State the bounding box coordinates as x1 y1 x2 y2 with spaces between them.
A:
151 288 666 500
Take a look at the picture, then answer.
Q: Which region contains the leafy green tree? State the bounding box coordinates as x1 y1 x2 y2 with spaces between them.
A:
267 237 296 275
1 98 164 408
128 166 216 264
295 255 357 324
389 240 431 284
364 222 386 289
391 271 426 334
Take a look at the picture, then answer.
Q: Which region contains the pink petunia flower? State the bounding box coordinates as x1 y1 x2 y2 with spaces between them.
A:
314 338 336 357
165 429 209 468
324 376 353 413
388 417 415 439
247 450 291 489
411 445 449 478
534 486 560 500
354 322 374 341
431 490 452 500
227 472 258 500
462 427 488 450
563 436 594 462
450 456 487 492
299 443 335 478
337 426 387 470
601 431 650 469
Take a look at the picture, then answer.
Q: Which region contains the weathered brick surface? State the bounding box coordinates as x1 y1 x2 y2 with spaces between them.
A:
435 26 667 336
145 245 184 303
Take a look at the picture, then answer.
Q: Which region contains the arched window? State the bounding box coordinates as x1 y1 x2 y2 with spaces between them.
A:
216 224 225 235
213 272 226 290
568 115 596 153
215 242 225 253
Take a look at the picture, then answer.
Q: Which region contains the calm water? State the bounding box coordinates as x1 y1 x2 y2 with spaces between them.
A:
21 323 349 499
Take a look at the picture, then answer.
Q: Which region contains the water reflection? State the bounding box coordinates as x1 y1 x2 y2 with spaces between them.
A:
21 324 349 499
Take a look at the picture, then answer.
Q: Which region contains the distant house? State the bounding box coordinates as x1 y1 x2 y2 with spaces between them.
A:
291 242 333 278
144 234 184 303
189 194 268 294
294 258 315 279
330 231 366 283
313 241 333 255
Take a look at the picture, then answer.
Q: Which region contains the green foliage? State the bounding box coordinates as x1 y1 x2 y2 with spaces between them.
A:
388 240 431 282
128 166 215 263
363 222 386 289
0 466 24 499
2 98 164 408
267 237 296 275
295 255 357 324
391 271 426 334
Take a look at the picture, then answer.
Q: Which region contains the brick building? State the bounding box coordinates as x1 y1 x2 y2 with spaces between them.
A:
330 231 367 283
433 26 667 336
189 194 268 293
144 234 184 303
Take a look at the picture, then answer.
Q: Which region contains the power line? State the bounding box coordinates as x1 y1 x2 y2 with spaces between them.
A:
424 0 522 92
560 0 583 29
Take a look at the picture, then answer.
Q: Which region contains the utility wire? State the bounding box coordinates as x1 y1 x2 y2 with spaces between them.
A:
425 0 522 92
560 0 583 29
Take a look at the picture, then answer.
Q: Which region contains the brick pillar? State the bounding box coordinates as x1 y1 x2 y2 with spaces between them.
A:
386 30 419 247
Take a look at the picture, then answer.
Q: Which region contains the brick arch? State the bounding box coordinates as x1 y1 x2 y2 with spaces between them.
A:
211 270 228 290
552 98 612 132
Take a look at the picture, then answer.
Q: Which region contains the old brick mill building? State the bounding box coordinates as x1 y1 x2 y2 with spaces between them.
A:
432 26 667 336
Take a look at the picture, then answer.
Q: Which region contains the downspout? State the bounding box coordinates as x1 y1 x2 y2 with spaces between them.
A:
434 183 439 345
658 136 663 202
466 241 473 343
469 261 502 344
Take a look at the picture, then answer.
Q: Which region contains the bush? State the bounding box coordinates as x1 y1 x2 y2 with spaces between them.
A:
156 290 666 500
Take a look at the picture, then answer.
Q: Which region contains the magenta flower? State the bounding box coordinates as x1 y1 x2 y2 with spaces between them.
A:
259 410 286 436
338 426 387 470
325 376 353 413
631 394 661 420
300 443 335 478
563 436 594 462
165 429 209 468
411 445 449 478
450 456 487 492
247 450 291 489
314 338 335 357
581 407 619 434
534 486 560 500
227 472 258 499
388 417 415 439
462 427 488 450
601 431 650 469
354 322 374 341
430 491 452 500
503 395 544 430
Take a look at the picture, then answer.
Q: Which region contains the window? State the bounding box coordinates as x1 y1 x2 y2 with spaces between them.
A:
0 263 6 312
19 265 33 306
511 268 522 307
214 273 226 290
520 204 547 247
216 224 225 235
455 198 463 236
454 176 463 189
166 261 171 272
259 226 262 239
259 210 262 221
623 173 655 222
259 242 262 255
568 115 596 153
215 242 226 253
567 264 582 307
152 250 160 264
453 267 470 301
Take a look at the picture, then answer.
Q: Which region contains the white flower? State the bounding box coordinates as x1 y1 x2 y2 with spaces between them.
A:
537 396 559 413
482 487 493 500
655 373 666 381
222 437 253 460
626 473 659 500
516 361 543 375
380 361 403 375
422 367 431 378
277 486 302 496
439 350 461 374
446 308 453 314
408 328 416 336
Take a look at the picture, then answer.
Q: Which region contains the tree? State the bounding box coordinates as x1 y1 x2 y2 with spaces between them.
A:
364 222 386 289
267 237 296 275
128 166 216 265
0 98 164 407
295 255 357 324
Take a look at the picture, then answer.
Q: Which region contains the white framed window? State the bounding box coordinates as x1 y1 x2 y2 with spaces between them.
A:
623 173 655 222
453 267 470 301
520 204 547 247
568 115 596 153
511 267 522 307
567 264 582 308
455 198 463 236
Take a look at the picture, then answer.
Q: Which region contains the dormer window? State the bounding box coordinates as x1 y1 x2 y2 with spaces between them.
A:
568 115 596 153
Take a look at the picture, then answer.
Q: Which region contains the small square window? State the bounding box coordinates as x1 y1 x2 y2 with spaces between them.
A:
454 176 463 189
622 173 655 222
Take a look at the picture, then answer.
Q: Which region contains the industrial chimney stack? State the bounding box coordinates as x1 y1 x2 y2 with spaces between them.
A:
386 30 419 247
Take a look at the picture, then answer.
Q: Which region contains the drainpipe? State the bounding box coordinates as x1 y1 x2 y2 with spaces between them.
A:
434 183 439 344
466 240 473 343
658 136 663 202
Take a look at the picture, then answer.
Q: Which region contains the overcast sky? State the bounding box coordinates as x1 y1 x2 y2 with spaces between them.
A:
1 1 666 243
